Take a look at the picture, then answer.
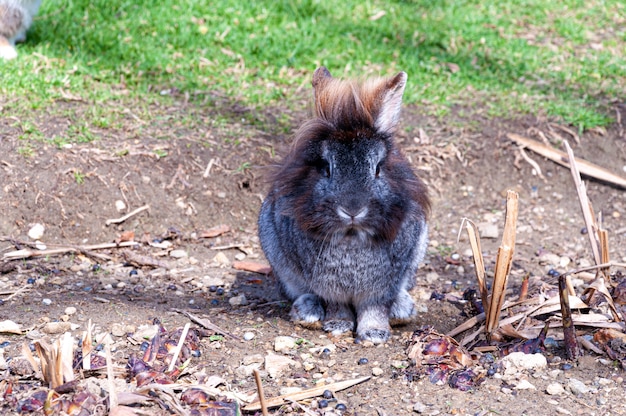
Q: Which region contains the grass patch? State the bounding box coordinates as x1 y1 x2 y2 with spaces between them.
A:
1 0 625 131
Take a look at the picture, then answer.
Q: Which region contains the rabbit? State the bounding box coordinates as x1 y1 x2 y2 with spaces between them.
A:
258 67 430 344
0 0 41 60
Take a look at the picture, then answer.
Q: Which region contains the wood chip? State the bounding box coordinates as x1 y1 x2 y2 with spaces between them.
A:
233 261 271 275
199 224 230 238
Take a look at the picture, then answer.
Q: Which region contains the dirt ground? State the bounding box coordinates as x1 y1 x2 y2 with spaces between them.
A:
1 93 626 415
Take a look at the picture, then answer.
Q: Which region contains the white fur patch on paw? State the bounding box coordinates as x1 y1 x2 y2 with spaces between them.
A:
0 45 18 60
356 328 391 344
290 294 324 324
390 290 416 321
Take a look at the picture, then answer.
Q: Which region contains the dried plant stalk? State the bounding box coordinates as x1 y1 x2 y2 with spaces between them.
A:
243 376 370 411
485 190 518 339
559 275 579 360
508 133 626 188
564 141 601 266
463 219 488 310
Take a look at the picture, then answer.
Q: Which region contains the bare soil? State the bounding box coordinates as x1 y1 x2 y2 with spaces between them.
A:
1 95 626 415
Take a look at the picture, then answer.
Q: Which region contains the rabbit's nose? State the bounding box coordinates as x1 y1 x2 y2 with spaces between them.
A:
337 206 368 222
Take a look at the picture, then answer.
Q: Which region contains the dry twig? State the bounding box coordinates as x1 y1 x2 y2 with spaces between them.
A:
105 204 150 226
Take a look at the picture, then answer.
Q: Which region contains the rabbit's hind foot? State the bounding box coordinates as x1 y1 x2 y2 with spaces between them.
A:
322 301 355 335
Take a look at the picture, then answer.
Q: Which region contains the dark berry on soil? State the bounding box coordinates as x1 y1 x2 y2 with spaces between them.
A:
358 357 369 365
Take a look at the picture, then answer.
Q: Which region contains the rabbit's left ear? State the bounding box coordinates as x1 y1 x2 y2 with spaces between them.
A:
375 72 407 133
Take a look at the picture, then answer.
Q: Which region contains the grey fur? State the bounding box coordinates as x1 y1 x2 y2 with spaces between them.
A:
258 68 429 344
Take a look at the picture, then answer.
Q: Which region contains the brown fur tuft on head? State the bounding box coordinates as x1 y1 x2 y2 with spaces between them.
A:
310 67 407 136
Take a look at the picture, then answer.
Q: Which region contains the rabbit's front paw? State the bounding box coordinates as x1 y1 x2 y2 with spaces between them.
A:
356 328 391 344
389 289 417 325
290 294 324 328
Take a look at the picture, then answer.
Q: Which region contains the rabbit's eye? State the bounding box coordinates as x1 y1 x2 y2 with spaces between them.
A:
318 160 331 177
375 163 381 178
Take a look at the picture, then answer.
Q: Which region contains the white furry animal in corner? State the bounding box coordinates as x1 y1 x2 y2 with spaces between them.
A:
0 0 41 60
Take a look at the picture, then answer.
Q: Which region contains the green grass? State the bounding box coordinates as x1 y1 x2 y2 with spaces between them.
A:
1 0 625 131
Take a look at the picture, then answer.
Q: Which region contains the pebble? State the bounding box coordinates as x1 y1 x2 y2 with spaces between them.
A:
425 272 439 284
477 222 499 239
42 298 52 306
213 252 230 266
170 249 188 258
514 379 536 390
228 294 247 306
546 382 565 395
243 332 255 341
555 407 572 415
372 367 384 376
242 354 264 366
42 322 72 334
413 402 427 413
567 378 590 395
64 306 77 315
265 354 296 378
274 336 297 352
501 352 547 374
115 200 126 212
203 276 225 287
235 253 246 261
28 223 45 240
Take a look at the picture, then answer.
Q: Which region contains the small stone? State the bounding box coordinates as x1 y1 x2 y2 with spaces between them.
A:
111 323 126 337
372 367 384 376
274 336 297 352
555 407 572 415
514 379 536 390
413 402 427 413
115 200 126 212
538 252 561 267
42 322 72 334
303 362 315 371
64 306 77 315
34 241 46 250
217 192 227 199
425 272 439 284
213 252 230 266
477 222 499 239
202 276 225 287
228 294 248 306
265 354 296 378
567 378 590 395
546 382 565 395
42 298 52 306
170 249 188 258
235 253 246 261
243 354 264 366
236 363 262 377
28 223 45 240
501 352 547 375
243 332 255 341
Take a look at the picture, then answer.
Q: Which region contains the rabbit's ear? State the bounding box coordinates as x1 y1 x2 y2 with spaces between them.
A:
375 72 407 133
312 67 332 99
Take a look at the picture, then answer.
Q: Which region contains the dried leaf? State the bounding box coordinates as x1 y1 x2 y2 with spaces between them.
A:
199 224 230 238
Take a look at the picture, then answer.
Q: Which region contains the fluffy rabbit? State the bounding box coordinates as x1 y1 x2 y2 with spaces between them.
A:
0 0 41 60
258 67 430 344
